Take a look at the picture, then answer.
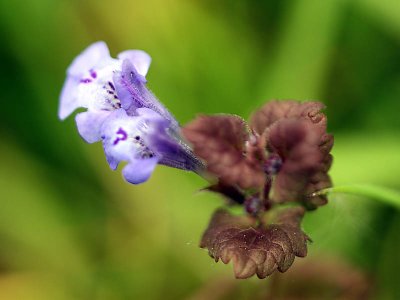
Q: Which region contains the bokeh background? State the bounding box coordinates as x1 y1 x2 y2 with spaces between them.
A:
1 0 400 299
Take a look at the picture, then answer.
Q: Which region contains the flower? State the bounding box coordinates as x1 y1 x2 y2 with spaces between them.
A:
182 100 333 210
59 41 203 183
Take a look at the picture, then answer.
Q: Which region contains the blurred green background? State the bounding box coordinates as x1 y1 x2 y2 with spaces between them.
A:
1 0 400 299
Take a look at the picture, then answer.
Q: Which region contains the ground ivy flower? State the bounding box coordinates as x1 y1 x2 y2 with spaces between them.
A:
100 108 162 184
59 41 152 142
59 41 203 183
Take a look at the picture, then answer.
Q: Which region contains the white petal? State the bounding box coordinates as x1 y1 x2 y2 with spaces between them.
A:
67 41 111 76
101 109 143 162
58 77 81 120
117 50 152 77
122 157 159 184
75 110 111 143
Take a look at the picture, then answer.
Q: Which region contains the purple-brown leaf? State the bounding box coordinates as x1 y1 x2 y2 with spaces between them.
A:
206 182 246 204
182 115 266 189
267 118 332 207
200 207 309 279
250 100 326 135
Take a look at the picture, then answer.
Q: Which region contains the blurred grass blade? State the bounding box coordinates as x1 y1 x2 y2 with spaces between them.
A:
313 184 400 209
256 0 346 104
357 0 400 38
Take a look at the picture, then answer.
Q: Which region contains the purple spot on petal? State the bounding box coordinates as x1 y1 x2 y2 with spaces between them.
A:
80 78 92 84
90 69 97 79
113 127 128 145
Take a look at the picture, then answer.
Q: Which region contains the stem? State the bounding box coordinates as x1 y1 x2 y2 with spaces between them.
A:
311 184 400 210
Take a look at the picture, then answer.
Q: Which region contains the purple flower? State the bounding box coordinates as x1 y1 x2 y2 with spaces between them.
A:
59 41 152 142
59 41 203 183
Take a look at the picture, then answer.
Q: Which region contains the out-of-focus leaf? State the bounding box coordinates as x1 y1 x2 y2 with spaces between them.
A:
200 207 308 279
357 0 400 38
0 272 70 300
313 184 400 210
0 140 90 281
303 193 393 271
375 214 400 299
268 256 372 299
256 0 345 103
331 134 400 186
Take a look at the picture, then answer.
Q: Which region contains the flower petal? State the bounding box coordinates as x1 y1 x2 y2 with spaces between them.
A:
113 60 179 129
136 107 204 172
75 110 111 143
122 157 159 184
67 41 111 76
59 76 80 120
117 50 151 77
105 152 119 170
101 109 142 165
113 61 147 112
150 126 204 172
59 42 115 120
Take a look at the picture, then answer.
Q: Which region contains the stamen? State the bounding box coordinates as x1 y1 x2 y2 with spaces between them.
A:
108 81 115 91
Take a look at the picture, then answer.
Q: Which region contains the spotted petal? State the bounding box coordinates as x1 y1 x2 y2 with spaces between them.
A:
59 41 115 120
67 41 111 76
101 109 145 168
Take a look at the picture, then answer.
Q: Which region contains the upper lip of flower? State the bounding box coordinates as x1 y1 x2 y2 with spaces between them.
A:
59 41 152 121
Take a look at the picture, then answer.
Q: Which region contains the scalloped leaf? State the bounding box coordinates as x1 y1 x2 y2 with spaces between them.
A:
267 118 333 208
250 100 326 135
200 207 309 279
182 115 265 189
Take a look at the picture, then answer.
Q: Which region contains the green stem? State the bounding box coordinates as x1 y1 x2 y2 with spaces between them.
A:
311 184 400 210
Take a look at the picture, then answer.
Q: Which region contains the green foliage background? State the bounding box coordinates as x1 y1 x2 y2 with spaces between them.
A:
0 0 399 299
